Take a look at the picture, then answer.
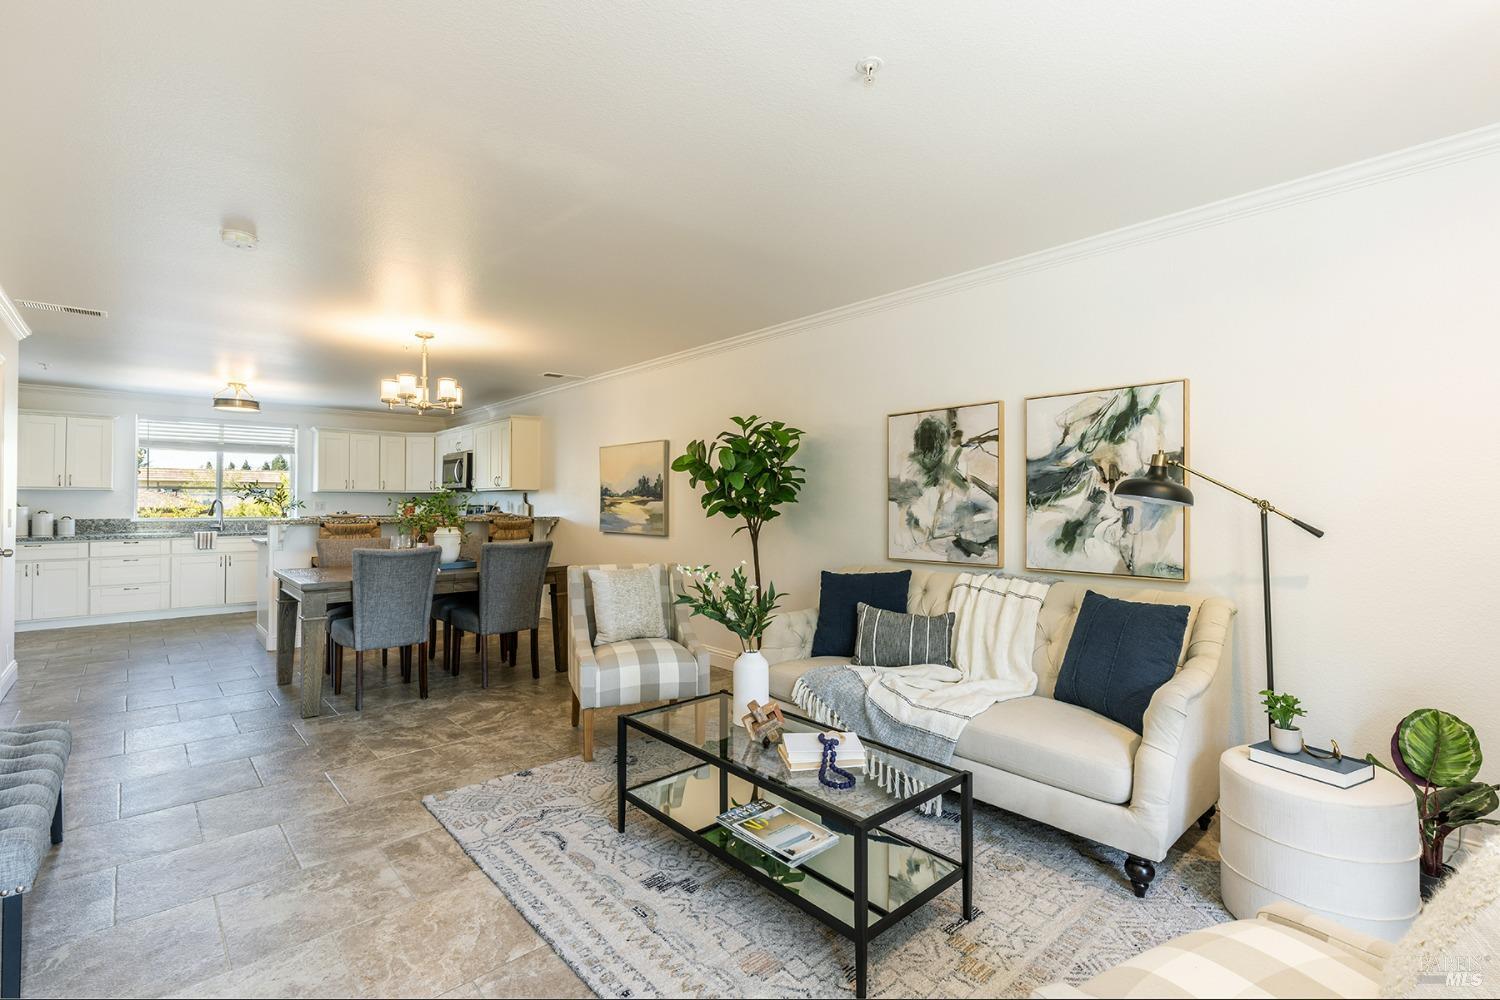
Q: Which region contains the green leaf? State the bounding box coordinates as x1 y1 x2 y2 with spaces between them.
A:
1397 709 1483 787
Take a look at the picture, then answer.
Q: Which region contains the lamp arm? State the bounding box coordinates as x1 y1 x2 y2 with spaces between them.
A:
1167 460 1324 538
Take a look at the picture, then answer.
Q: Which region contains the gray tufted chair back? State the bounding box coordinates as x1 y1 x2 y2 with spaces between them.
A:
474 541 553 635
350 547 441 651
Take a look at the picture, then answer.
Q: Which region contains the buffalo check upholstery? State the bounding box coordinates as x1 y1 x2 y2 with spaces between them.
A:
568 564 710 723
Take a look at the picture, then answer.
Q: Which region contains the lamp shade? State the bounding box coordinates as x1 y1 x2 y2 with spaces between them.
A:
397 373 418 398
436 377 458 403
379 378 400 403
1114 451 1194 507
212 381 260 412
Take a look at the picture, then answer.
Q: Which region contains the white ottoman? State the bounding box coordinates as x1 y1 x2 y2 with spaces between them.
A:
1219 744 1419 941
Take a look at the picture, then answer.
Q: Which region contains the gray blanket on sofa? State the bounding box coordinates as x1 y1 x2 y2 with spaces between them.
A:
790 664 959 765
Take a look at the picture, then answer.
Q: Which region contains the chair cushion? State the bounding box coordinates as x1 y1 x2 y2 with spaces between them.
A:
810 570 910 658
591 639 701 707
329 616 355 647
446 596 482 633
957 697 1140 804
588 566 668 644
1053 590 1189 733
1078 918 1382 998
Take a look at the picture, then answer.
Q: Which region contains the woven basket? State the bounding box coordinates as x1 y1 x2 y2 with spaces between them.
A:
487 514 534 542
319 517 381 539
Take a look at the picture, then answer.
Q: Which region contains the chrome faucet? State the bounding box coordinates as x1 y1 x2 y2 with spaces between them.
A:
208 499 225 531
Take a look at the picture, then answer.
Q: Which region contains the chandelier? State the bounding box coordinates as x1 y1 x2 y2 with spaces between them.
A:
379 331 463 414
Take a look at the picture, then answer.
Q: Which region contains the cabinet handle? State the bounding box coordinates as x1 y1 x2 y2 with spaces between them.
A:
122 558 139 563
124 587 139 592
57 474 62 486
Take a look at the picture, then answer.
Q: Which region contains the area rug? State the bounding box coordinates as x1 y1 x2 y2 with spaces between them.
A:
424 751 1229 998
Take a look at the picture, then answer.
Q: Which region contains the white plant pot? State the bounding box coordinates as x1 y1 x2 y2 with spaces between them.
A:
1270 725 1304 754
732 651 770 727
433 527 462 563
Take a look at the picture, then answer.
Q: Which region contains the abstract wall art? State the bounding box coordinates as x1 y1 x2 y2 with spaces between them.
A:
1025 380 1189 580
887 402 1003 565
600 440 668 536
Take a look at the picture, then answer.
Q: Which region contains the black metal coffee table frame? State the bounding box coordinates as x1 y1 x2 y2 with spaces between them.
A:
617 690 974 998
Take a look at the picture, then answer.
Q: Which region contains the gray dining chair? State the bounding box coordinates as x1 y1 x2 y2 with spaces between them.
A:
329 547 441 710
315 536 392 681
446 541 553 685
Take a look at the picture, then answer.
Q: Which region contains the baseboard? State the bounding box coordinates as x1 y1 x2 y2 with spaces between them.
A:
704 644 740 671
16 603 258 632
0 660 16 703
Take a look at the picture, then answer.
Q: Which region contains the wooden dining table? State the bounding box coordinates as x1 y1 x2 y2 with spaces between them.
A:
274 562 570 717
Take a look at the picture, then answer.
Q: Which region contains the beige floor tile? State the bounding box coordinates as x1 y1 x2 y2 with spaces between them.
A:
175 690 278 722
324 746 458 804
124 681 229 710
68 730 125 761
215 848 413 968
120 758 262 818
123 714 240 753
383 828 481 897
280 791 440 868
165 936 363 998
116 825 297 921
472 946 594 999
40 803 203 881
249 741 376 787
185 724 307 766
65 704 180 739
63 779 120 830
65 744 191 787
196 777 347 841
356 718 476 759
23 896 226 998
21 868 116 969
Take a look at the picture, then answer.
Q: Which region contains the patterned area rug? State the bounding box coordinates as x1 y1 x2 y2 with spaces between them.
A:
425 751 1229 998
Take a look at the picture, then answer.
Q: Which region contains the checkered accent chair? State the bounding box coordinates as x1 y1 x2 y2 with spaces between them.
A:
567 563 710 760
1032 902 1392 999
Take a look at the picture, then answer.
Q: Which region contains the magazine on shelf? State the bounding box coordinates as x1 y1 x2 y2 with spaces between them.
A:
1248 740 1374 788
715 800 839 867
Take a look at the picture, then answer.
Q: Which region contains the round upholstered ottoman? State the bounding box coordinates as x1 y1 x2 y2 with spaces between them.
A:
1219 744 1419 941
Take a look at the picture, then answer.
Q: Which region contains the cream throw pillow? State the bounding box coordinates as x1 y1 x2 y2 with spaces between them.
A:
589 566 668 645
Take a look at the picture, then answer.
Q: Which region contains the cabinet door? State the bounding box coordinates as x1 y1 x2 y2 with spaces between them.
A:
504 416 542 491
18 413 66 489
404 435 436 491
349 433 381 492
472 423 497 490
378 436 406 492
224 550 259 605
487 419 508 489
31 560 88 620
316 431 350 492
64 416 114 488
15 564 35 623
171 554 228 609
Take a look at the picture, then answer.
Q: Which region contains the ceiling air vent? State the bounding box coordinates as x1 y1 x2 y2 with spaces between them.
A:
540 372 581 380
14 299 108 318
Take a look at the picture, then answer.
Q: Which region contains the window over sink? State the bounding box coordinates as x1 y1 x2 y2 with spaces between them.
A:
136 417 297 519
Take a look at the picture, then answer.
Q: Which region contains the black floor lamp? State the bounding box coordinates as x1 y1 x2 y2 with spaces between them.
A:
1114 452 1324 722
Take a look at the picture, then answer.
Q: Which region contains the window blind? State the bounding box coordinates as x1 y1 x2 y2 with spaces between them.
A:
137 417 297 453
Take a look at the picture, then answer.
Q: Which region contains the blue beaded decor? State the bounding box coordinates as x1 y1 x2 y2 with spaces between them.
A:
817 732 856 790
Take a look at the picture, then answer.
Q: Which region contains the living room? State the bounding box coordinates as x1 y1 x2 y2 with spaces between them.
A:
0 3 1495 998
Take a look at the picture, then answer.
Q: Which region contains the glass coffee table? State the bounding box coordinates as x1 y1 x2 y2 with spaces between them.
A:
617 690 974 998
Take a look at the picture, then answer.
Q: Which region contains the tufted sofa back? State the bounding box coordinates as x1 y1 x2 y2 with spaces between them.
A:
835 566 1229 698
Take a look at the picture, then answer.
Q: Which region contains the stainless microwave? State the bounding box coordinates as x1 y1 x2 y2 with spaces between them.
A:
441 451 472 490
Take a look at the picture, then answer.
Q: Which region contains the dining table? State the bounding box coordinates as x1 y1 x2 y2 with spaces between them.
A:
274 562 570 717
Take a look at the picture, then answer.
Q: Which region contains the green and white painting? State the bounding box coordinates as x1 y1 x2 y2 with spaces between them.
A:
1025 379 1188 580
600 440 668 536
887 402 1003 565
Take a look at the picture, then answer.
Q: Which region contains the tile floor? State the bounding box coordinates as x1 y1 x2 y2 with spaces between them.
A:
3 611 643 998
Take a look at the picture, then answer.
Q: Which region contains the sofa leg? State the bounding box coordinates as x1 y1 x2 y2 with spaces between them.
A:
1124 855 1156 898
1197 804 1217 832
2 893 20 999
51 785 63 845
581 709 595 761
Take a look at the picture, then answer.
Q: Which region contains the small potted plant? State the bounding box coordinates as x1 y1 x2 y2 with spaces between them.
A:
389 490 468 560
675 563 782 725
1260 689 1306 753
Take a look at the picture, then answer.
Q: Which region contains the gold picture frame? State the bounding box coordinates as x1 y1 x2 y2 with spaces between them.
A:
1023 379 1190 581
599 439 669 537
886 400 1004 567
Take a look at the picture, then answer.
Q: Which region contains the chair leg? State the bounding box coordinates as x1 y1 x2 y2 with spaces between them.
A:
2 893 20 999
581 709 595 761
332 643 343 694
475 632 481 654
480 637 489 689
445 622 456 676
429 617 437 653
325 637 332 676
401 646 411 683
51 784 63 845
418 643 429 699
354 649 365 711
382 648 388 670
530 628 540 679
570 691 580 727
452 628 463 676
1197 804 1217 831
1125 855 1156 898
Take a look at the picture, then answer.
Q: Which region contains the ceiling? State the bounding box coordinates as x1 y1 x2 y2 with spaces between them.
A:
2 1 1498 410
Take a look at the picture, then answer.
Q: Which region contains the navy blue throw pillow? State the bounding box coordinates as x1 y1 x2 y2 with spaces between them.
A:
810 571 911 658
1054 591 1190 734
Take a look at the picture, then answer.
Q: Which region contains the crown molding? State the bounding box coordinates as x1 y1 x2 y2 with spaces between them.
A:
16 380 445 426
0 285 33 343
471 121 1500 416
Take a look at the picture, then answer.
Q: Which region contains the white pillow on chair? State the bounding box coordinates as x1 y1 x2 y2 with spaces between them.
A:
589 566 669 645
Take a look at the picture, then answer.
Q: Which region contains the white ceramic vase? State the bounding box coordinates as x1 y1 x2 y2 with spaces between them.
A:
732 650 770 726
1270 725 1304 754
433 527 462 563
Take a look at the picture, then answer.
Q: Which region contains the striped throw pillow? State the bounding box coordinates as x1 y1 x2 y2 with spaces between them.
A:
850 602 955 668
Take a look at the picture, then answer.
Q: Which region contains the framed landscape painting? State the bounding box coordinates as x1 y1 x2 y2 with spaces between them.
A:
887 402 1003 566
1025 379 1189 581
600 440 668 536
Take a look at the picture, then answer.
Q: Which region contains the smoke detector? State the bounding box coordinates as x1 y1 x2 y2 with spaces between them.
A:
220 228 258 250
14 299 107 318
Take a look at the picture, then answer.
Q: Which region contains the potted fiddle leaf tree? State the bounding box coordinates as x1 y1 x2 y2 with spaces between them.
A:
1367 708 1500 898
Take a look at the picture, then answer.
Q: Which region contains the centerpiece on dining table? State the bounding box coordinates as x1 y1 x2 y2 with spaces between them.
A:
389 490 469 561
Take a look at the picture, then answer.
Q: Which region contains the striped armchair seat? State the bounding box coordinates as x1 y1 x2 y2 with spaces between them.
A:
567 563 710 760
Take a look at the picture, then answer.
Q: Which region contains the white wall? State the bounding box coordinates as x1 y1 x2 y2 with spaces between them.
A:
485 146 1500 761
15 384 444 520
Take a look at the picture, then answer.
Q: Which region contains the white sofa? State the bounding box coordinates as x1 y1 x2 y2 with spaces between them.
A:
761 566 1236 896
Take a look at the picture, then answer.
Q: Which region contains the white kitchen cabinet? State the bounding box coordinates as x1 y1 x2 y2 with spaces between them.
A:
171 553 228 608
14 565 33 623
349 433 381 491
17 413 67 489
378 436 406 492
471 422 495 491
315 430 351 492
17 559 89 621
224 549 259 604
468 416 541 492
91 583 169 615
404 434 436 492
64 416 113 488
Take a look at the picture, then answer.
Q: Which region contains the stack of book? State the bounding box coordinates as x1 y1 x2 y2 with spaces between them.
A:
716 800 838 867
1248 740 1374 788
778 731 866 773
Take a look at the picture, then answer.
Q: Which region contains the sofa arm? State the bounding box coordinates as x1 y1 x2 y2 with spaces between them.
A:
761 607 817 664
673 605 713 694
1256 902 1394 967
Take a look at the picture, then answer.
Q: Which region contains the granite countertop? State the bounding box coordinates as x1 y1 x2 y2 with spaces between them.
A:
19 513 558 543
20 529 269 544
